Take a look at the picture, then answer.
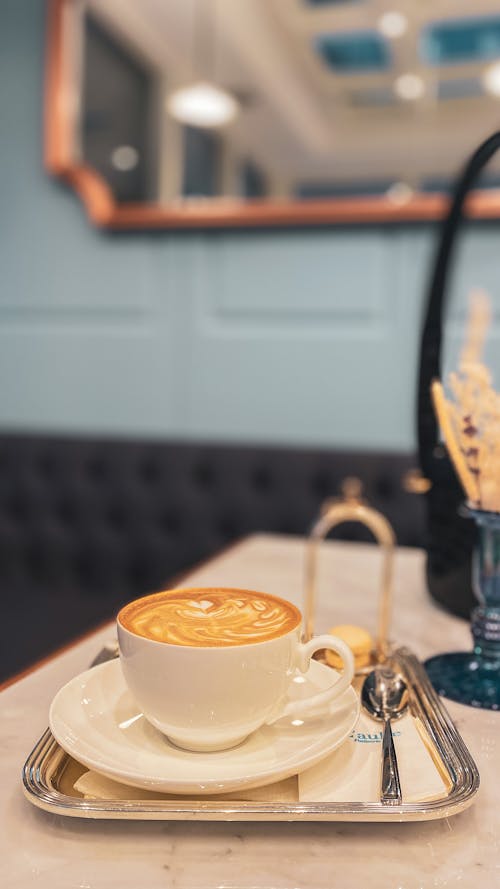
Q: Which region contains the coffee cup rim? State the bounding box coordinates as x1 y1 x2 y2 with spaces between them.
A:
117 586 302 649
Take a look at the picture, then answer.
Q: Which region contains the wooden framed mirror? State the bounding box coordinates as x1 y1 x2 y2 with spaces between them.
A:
45 0 500 230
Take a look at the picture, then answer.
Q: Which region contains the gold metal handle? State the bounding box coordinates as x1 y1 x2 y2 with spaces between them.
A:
304 477 395 662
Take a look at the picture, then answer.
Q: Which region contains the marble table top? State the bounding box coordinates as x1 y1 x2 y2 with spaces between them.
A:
1 534 499 889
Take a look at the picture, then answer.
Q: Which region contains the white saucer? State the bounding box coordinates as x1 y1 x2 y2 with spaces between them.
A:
49 658 359 795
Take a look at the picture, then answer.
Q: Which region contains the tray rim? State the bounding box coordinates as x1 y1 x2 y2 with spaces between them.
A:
22 646 480 822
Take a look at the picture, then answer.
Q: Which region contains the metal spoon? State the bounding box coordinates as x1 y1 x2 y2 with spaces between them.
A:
361 666 409 805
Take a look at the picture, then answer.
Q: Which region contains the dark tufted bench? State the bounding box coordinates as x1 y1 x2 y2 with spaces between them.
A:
0 433 425 681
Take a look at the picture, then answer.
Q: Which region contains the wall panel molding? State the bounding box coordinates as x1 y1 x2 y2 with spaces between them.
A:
206 232 393 330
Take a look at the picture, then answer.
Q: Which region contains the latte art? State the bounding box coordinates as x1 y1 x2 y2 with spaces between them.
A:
119 587 301 647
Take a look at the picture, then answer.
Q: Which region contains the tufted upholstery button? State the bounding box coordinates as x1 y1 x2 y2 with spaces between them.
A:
277 519 295 535
376 477 395 500
138 458 161 485
311 470 332 498
56 498 76 526
73 550 94 590
26 540 48 585
218 516 238 537
106 502 127 531
159 510 181 536
251 466 272 493
7 493 27 524
24 523 74 589
86 455 109 482
193 462 215 489
36 452 58 481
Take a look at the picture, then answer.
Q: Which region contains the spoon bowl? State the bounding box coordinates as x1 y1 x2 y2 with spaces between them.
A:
361 666 409 722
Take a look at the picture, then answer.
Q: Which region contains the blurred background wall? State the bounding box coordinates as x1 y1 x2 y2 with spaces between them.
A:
1 0 500 453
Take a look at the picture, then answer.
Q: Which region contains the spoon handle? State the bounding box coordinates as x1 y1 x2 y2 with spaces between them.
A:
381 718 402 805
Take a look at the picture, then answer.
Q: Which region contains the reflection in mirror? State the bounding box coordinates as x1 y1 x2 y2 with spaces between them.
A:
46 0 500 227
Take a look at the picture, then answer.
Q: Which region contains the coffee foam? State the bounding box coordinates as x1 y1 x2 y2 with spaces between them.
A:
119 587 301 647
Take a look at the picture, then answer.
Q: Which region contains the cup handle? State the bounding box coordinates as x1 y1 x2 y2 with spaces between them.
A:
267 635 355 724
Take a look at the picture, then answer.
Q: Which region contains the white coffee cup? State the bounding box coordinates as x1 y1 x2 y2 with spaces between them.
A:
117 586 355 752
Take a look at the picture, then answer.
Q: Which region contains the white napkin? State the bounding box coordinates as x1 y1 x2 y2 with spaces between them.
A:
299 711 450 803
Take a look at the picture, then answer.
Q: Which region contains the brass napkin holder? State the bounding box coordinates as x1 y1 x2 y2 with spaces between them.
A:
304 477 395 669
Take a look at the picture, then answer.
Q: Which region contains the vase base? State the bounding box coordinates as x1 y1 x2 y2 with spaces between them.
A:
424 652 500 711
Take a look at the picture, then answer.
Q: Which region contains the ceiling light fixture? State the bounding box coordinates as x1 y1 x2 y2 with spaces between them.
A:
110 145 139 171
483 61 500 97
386 181 414 205
166 0 239 128
166 82 238 128
394 73 425 101
378 11 408 39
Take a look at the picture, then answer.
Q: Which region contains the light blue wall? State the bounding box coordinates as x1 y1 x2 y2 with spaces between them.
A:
1 0 499 452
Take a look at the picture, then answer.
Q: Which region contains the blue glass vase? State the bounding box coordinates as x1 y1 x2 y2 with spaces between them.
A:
425 508 500 710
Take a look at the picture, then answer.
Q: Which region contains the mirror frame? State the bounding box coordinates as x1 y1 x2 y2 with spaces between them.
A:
45 0 500 230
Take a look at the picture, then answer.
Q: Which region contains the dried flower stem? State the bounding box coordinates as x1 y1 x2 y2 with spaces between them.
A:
431 380 480 504
432 290 500 512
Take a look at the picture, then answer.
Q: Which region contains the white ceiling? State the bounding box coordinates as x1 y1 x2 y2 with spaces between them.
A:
86 0 500 188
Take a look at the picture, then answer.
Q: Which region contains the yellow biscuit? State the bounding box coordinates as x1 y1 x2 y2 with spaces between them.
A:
324 624 374 670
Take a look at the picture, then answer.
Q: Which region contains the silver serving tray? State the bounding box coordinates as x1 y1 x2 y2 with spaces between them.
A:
22 647 479 822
